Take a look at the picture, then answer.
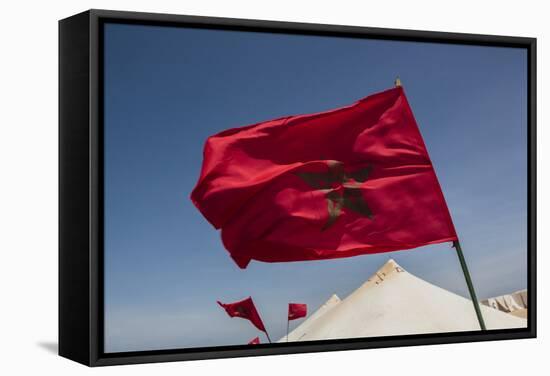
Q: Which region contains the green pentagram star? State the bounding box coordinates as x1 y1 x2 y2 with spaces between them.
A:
235 306 249 316
297 161 374 231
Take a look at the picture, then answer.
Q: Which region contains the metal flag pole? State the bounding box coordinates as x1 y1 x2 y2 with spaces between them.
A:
453 240 486 330
286 318 290 342
265 331 272 344
394 76 402 87
390 77 485 330
392 77 485 330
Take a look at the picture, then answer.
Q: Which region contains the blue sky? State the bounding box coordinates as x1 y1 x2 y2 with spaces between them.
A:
103 23 527 352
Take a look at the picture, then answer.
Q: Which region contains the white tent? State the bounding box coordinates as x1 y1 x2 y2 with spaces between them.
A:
280 259 526 342
482 289 528 318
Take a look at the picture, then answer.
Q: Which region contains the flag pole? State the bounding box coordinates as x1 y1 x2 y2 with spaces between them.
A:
394 76 402 87
286 318 290 342
453 240 486 330
265 331 272 344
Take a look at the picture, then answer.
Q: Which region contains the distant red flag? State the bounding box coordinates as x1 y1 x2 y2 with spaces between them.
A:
288 303 307 321
217 297 267 332
192 87 457 268
248 337 260 345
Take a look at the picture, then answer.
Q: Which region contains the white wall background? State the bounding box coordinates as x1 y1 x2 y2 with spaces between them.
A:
0 0 546 374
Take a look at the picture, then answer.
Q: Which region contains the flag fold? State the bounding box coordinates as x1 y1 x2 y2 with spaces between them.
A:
288 303 307 321
217 297 267 332
192 87 458 268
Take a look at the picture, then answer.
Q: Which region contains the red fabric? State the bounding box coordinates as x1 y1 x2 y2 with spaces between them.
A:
288 303 307 321
217 297 267 332
248 337 260 345
192 87 458 269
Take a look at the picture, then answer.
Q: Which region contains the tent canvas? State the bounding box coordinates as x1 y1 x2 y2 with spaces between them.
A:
280 259 526 342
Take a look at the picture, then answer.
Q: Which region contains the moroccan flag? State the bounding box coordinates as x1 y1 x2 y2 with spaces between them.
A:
248 337 260 345
217 297 267 332
288 303 307 321
192 86 458 268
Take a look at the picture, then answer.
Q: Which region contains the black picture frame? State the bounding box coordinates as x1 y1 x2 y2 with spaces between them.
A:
59 9 537 367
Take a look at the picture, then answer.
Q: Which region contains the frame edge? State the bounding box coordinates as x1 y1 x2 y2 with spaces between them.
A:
59 10 93 367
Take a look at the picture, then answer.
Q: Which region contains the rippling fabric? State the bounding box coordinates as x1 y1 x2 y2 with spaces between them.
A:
191 87 457 268
217 297 267 333
288 303 307 321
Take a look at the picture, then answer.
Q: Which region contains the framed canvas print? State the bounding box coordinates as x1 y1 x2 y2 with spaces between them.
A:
59 9 536 366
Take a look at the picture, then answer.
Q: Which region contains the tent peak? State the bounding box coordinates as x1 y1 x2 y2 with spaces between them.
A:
357 258 407 289
378 258 405 274
385 258 398 267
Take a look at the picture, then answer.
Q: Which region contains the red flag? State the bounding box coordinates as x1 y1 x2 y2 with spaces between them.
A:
248 337 260 345
217 297 267 332
192 87 458 268
288 303 307 321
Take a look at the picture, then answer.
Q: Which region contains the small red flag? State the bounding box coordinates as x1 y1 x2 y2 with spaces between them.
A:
288 303 307 321
192 87 457 268
248 337 260 345
217 297 267 332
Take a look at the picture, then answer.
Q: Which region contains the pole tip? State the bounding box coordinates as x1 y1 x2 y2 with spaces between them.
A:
394 77 402 87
